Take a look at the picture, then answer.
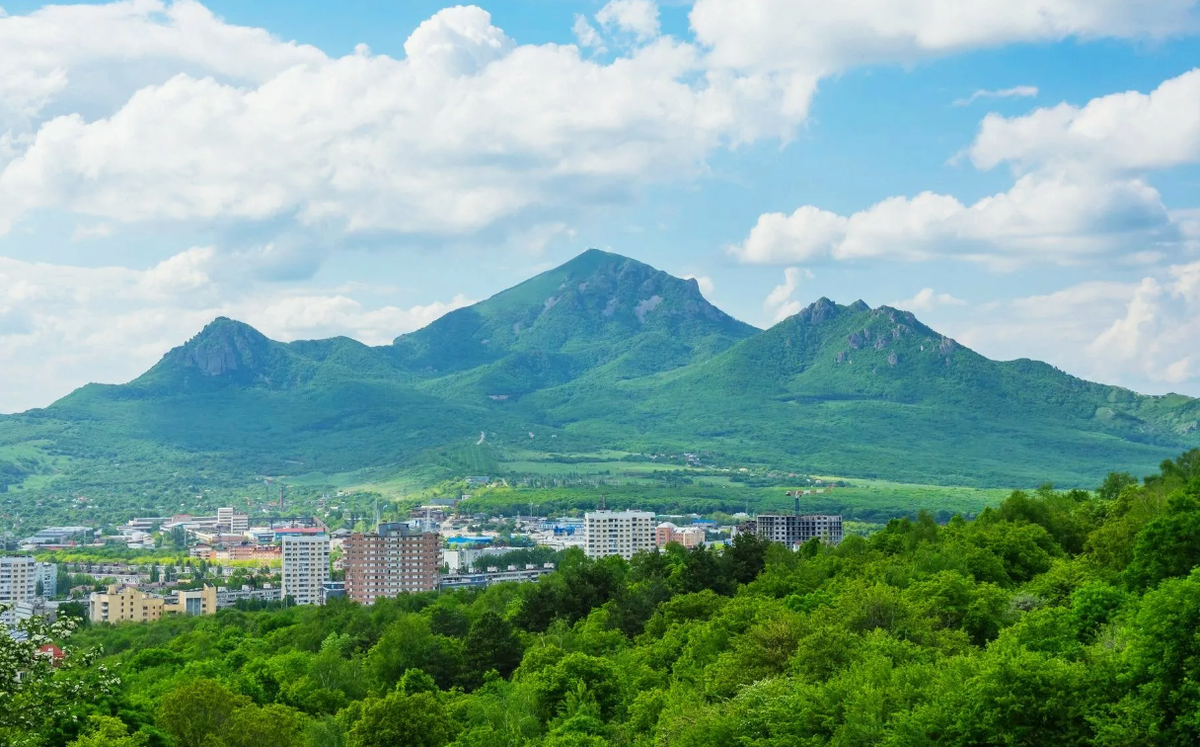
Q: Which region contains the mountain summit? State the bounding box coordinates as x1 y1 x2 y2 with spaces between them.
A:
5 251 1198 491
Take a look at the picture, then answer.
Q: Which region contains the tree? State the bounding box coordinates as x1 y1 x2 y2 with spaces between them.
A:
347 692 454 747
222 704 307 747
0 610 119 746
66 716 148 747
463 612 523 686
157 678 249 747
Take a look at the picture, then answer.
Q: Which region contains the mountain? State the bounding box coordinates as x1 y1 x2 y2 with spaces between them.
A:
1 250 1198 511
527 297 1200 485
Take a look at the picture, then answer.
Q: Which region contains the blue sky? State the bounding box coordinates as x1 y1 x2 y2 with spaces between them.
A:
0 0 1198 411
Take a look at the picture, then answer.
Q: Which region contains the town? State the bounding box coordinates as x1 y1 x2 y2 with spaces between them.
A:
0 492 842 631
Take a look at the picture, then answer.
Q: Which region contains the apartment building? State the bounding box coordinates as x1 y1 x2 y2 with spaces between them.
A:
752 514 844 547
583 510 655 560
655 522 706 549
344 523 440 604
165 585 218 616
89 585 164 624
0 556 36 624
282 534 331 606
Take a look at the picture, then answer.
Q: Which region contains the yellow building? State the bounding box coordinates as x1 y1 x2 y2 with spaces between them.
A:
164 585 218 617
88 585 164 624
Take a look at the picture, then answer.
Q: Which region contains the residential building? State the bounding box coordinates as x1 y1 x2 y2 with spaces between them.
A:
282 534 330 606
583 510 655 560
752 514 844 548
164 585 218 616
36 562 57 598
88 585 164 624
344 523 440 604
655 522 706 549
0 556 36 625
442 545 512 573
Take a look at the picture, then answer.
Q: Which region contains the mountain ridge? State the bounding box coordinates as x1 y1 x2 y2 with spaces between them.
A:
1 250 1198 501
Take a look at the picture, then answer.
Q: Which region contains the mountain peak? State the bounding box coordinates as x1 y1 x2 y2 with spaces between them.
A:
158 317 274 379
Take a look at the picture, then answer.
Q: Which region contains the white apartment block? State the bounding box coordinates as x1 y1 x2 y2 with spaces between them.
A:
1 556 37 624
281 535 331 606
584 510 655 560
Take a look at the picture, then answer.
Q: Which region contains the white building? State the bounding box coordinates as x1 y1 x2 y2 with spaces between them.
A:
1 556 37 624
442 546 512 573
36 562 57 598
281 535 330 606
583 510 655 560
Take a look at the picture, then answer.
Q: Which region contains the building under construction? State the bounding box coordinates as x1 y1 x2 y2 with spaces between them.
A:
748 494 843 547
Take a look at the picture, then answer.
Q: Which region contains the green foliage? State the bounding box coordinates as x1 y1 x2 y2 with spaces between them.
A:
18 450 1200 747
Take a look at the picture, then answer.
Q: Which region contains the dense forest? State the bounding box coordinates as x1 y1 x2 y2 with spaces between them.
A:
7 449 1200 747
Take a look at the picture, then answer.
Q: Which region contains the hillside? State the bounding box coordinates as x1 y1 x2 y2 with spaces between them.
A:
1 250 1199 520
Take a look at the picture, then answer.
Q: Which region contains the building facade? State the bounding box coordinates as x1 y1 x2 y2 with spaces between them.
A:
655 522 706 549
584 510 656 560
36 562 57 598
0 556 36 624
344 523 440 604
282 534 331 606
165 585 218 616
753 514 844 547
88 585 164 624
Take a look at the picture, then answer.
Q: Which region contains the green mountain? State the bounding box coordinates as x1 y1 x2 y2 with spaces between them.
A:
1 250 1198 511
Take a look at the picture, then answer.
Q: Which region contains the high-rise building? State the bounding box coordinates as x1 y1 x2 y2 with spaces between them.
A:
344 523 440 604
36 562 57 598
88 585 164 624
0 556 36 625
281 534 330 606
584 510 655 560
752 514 843 547
216 507 234 532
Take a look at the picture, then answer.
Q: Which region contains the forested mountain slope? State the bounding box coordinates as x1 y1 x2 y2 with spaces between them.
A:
0 251 1198 504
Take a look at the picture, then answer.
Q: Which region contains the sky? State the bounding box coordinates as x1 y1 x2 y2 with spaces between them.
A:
0 0 1199 413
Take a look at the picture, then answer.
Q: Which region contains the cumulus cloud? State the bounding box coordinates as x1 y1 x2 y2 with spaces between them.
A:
893 288 966 312
733 68 1199 268
597 0 661 42
0 250 473 412
953 85 1038 107
690 0 1197 75
763 267 812 323
945 265 1200 393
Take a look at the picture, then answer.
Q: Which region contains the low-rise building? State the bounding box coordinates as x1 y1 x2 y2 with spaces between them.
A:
655 522 706 549
164 585 218 616
88 585 164 624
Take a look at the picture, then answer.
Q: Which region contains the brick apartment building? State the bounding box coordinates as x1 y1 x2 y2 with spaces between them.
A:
344 523 440 604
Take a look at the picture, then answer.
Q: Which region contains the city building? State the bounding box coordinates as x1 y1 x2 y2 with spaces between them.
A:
36 562 57 598
164 585 218 616
0 556 36 625
583 510 656 560
438 563 556 590
442 545 512 573
320 581 346 605
88 585 165 624
344 523 440 604
217 508 251 534
20 526 94 547
752 514 844 548
655 522 706 549
281 534 330 606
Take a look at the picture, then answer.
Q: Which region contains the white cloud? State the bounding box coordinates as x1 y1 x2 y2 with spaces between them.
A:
970 68 1200 173
763 267 811 323
572 14 606 52
734 67 1199 268
946 265 1200 392
597 0 661 42
953 85 1038 107
893 288 966 312
0 250 473 412
690 0 1198 75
